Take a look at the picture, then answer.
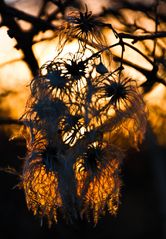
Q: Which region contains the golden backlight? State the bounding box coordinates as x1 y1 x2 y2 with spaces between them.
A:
0 0 165 225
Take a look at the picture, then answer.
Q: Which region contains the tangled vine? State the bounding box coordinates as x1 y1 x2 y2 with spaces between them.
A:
20 6 147 226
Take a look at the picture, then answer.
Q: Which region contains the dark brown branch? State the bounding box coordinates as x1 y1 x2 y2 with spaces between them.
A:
0 1 56 31
123 41 154 65
0 1 39 75
114 55 166 93
0 118 23 125
119 32 166 43
109 0 166 22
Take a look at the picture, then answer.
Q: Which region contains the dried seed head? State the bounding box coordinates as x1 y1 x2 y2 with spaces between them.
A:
20 6 147 225
23 159 62 226
74 143 122 224
58 6 108 51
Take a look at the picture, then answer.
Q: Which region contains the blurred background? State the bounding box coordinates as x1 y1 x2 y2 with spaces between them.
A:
0 0 166 238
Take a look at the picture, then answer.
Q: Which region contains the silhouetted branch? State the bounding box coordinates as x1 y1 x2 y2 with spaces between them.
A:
0 166 19 176
0 118 23 125
0 1 56 31
0 5 39 76
119 32 166 43
114 55 166 93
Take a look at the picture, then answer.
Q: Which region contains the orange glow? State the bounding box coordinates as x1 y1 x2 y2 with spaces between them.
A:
74 157 120 224
23 155 120 224
1 1 166 227
148 105 166 146
145 85 166 146
23 160 62 225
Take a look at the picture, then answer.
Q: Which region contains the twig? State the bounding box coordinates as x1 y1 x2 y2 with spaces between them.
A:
113 55 166 92
0 118 23 125
118 32 166 43
0 1 56 31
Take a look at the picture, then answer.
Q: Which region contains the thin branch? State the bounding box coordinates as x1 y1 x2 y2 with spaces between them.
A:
114 55 166 92
118 32 166 43
0 166 19 176
0 1 56 31
0 3 39 75
152 0 159 64
0 118 23 125
123 41 154 65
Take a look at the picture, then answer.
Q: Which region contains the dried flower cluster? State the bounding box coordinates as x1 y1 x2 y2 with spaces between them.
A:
21 7 147 225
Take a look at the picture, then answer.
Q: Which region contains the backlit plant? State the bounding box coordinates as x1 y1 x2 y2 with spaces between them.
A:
20 6 147 226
